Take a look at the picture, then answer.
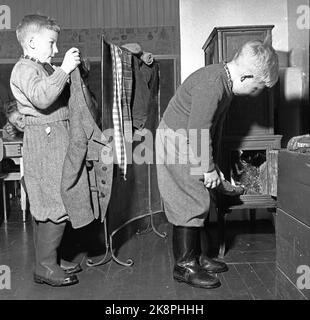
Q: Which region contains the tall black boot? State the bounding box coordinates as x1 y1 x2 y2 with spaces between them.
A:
57 223 83 274
34 221 79 286
199 225 228 273
32 219 82 275
173 225 221 289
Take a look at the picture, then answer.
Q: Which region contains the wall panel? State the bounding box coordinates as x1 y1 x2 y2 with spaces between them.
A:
2 0 179 28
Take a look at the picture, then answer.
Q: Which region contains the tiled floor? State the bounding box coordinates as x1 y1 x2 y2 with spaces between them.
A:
0 198 278 300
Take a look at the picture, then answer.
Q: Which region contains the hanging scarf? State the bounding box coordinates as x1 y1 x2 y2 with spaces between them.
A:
110 44 127 179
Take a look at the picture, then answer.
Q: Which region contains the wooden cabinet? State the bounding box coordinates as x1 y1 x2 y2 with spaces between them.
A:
276 150 310 300
203 25 275 137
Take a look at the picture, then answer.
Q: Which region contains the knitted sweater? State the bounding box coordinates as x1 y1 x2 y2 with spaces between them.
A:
10 58 70 125
162 63 233 173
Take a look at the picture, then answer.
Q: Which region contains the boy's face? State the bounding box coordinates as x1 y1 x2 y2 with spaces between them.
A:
233 76 265 97
29 28 59 63
8 111 25 132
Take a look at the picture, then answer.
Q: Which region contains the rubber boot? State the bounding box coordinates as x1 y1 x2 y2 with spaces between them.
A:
199 225 228 273
172 225 221 289
57 223 83 274
32 219 82 275
33 221 79 286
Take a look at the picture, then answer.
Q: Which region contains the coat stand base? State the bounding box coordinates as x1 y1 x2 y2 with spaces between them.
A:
86 164 167 268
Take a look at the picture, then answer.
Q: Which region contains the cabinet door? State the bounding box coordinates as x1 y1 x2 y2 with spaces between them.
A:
204 37 219 65
221 29 274 136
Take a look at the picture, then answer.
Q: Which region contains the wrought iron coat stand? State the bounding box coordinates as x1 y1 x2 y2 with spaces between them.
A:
86 35 166 268
86 163 166 268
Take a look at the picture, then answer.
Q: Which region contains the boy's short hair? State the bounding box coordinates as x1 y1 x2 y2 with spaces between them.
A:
16 14 60 49
4 100 18 119
233 39 279 87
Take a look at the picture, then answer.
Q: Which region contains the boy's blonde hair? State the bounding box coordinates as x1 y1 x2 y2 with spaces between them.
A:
233 39 279 87
16 14 60 49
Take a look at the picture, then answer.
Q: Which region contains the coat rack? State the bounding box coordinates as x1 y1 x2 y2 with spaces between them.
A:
86 35 166 268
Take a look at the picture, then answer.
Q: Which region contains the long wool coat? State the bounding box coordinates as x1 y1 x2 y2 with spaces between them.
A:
61 68 113 229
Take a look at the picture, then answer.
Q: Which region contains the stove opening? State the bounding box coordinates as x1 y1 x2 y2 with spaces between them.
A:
230 150 269 195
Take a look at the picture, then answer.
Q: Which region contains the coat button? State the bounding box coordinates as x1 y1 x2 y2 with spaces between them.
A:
101 180 106 184
100 192 105 198
102 167 107 171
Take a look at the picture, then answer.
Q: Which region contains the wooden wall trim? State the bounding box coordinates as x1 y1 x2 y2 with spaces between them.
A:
3 0 180 29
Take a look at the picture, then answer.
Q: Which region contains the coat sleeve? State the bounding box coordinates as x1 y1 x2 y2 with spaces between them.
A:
10 63 69 110
187 80 222 173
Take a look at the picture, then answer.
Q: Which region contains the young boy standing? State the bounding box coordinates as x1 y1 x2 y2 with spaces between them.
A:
10 14 80 287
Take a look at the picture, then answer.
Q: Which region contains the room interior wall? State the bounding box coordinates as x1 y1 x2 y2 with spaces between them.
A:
281 0 309 140
180 0 289 81
1 0 179 29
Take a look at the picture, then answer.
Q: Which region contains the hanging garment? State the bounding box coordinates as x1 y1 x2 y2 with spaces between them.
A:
101 39 114 132
110 44 127 179
121 49 133 145
102 39 158 176
131 57 160 131
61 67 113 229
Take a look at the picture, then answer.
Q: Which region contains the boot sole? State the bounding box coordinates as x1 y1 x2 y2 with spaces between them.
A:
173 276 221 289
34 274 79 287
62 264 83 275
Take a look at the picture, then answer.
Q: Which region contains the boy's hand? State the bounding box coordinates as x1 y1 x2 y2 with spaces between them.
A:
203 170 221 189
61 47 81 74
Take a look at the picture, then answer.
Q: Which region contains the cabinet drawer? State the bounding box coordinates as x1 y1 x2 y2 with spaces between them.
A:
3 143 22 158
